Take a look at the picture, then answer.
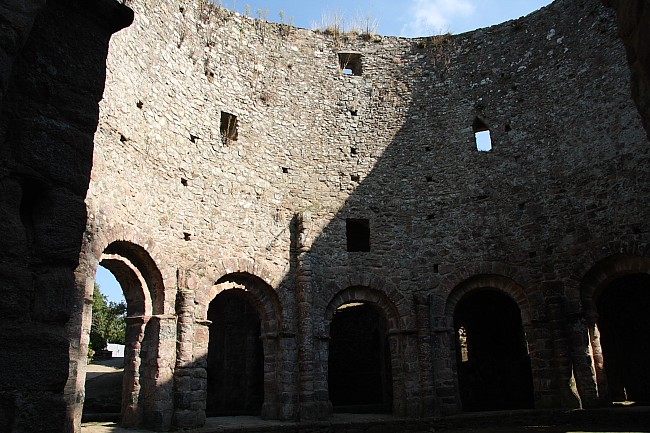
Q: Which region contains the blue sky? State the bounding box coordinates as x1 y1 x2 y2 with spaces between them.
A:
213 0 554 37
96 0 554 303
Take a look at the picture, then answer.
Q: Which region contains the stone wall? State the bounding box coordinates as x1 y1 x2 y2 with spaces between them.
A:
74 0 650 429
604 0 650 139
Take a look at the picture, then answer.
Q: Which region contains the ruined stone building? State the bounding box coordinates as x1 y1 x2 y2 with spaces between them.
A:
1 0 649 432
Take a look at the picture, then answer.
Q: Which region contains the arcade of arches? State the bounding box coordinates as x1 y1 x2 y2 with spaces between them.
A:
74 252 650 430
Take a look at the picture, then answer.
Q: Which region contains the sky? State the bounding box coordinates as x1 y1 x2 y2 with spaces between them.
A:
212 0 554 37
96 0 554 304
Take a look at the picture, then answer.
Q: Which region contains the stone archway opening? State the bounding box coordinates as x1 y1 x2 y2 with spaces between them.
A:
454 289 534 412
84 266 126 418
595 273 650 404
206 289 264 416
328 302 393 414
79 240 165 428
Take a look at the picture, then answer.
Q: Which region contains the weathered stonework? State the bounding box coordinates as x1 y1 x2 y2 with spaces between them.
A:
1 0 650 432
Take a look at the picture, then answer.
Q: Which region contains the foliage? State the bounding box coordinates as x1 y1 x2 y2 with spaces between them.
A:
90 283 126 351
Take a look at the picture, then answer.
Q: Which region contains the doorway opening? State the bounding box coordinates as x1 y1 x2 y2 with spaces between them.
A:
596 273 650 404
328 302 392 413
206 290 264 416
454 290 534 411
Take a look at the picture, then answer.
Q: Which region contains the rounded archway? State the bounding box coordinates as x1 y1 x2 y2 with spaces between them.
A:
82 240 166 427
580 254 650 405
328 302 392 413
206 289 264 416
453 289 534 412
595 273 650 403
202 272 284 419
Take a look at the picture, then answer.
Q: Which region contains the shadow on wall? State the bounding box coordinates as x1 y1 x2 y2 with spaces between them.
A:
0 1 133 433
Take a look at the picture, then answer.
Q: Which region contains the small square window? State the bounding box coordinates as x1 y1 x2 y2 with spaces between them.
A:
220 111 238 142
338 52 362 76
346 218 370 252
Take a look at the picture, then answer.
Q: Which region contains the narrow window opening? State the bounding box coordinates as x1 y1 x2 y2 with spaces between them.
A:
181 178 188 186
505 124 512 132
427 214 435 221
282 167 289 174
190 133 200 143
473 117 492 152
220 112 238 142
119 134 128 143
528 251 537 258
136 100 144 109
350 109 358 116
346 218 370 252
350 147 358 155
425 146 431 152
433 263 439 273
338 52 362 76
183 232 191 241
350 174 360 183
426 176 433 182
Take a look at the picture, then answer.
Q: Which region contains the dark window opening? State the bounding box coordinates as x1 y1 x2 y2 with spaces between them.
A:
190 133 200 143
338 52 362 76
183 232 191 241
346 218 370 252
473 117 492 152
119 134 128 143
596 273 650 403
136 100 143 109
329 303 392 413
181 178 188 186
282 167 289 174
220 111 238 142
350 174 360 183
350 147 358 155
350 109 358 116
433 263 439 273
454 290 534 412
426 176 433 182
207 291 263 416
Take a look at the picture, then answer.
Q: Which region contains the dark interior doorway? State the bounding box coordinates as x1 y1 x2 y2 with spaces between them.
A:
206 290 264 416
328 303 392 413
596 273 650 404
454 290 534 412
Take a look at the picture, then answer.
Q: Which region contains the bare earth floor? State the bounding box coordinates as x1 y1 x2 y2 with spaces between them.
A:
81 407 650 433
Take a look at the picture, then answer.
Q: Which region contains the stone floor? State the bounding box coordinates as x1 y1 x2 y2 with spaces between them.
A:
81 406 650 433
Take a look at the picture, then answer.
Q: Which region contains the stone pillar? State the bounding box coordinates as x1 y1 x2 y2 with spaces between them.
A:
173 287 204 428
122 315 147 427
295 212 331 420
431 315 461 415
141 315 176 431
192 319 211 424
546 294 581 408
414 295 434 417
566 313 600 408
260 334 281 419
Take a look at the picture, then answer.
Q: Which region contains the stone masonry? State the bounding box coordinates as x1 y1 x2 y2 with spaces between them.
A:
1 0 650 432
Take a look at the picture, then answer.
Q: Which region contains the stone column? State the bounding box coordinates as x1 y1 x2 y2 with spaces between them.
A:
430 315 461 415
566 313 600 407
415 294 434 417
122 315 148 427
173 287 204 428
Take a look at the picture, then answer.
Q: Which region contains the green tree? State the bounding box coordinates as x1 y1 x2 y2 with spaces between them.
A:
90 283 126 351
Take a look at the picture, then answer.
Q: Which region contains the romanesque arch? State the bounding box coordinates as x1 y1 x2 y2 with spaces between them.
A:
196 272 285 420
436 274 536 413
84 240 169 427
318 286 416 416
580 254 650 404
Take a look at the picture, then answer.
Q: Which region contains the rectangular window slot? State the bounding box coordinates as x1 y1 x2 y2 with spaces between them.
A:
338 52 362 76
220 111 238 142
473 117 492 152
346 218 370 252
282 167 289 174
426 176 433 182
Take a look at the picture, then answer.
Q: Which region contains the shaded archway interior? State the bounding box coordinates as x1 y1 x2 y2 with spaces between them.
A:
206 289 264 416
595 273 650 404
328 303 392 413
454 289 534 412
